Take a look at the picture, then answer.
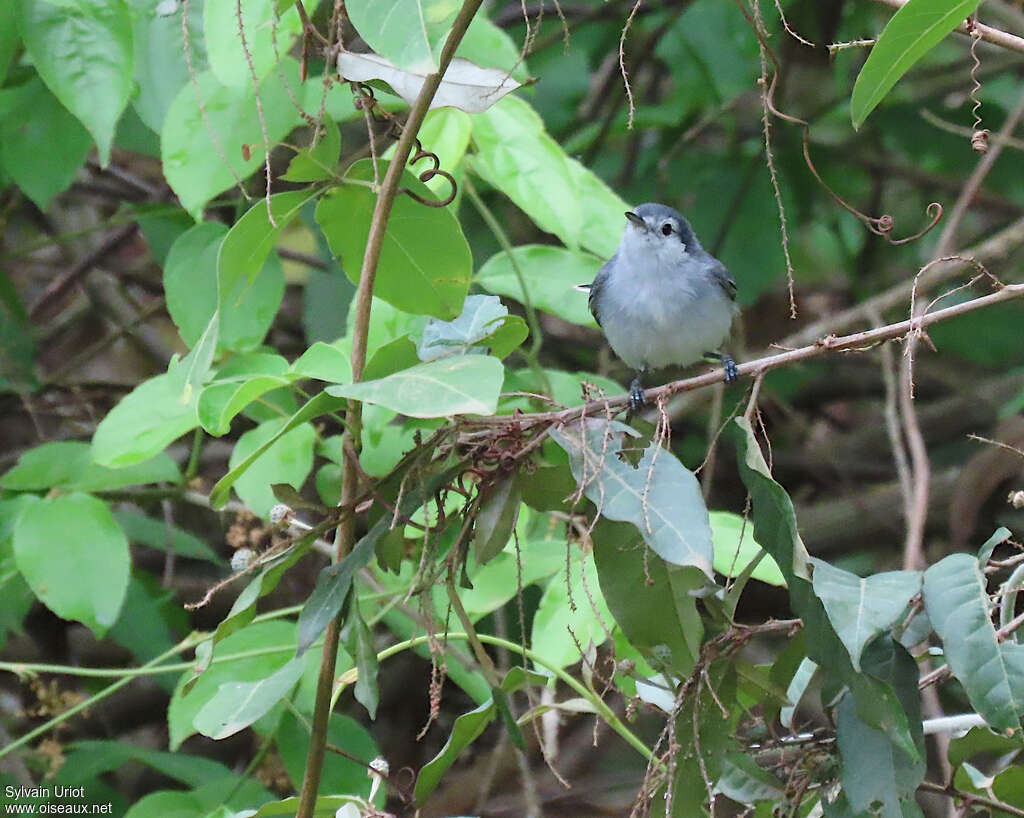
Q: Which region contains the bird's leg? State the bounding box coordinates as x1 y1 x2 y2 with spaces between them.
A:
704 351 739 384
628 368 647 413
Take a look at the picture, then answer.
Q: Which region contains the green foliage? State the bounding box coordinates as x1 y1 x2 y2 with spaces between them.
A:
16 0 134 164
315 160 473 318
851 0 982 128
13 492 129 637
2 0 1022 815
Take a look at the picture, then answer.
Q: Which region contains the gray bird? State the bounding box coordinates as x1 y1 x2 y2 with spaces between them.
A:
586 203 739 411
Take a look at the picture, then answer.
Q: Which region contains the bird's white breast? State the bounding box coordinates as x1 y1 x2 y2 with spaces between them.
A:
599 238 734 371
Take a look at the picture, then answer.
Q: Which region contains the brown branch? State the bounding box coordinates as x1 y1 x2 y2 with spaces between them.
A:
464 281 1024 430
28 225 138 322
933 89 1024 258
872 0 1024 54
294 3 485 816
918 779 1024 818
780 215 1024 348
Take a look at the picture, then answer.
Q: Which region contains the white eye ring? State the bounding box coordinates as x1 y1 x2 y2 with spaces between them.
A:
660 222 673 236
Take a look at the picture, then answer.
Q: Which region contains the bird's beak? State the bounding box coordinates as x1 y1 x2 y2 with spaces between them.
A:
624 211 647 231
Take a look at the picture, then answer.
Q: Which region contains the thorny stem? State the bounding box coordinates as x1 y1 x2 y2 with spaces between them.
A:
295 2 486 815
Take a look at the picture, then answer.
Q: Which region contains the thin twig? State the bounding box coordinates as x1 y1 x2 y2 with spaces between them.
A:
872 0 1024 54
932 89 1024 258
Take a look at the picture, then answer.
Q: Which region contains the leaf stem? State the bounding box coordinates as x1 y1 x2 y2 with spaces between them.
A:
0 634 205 762
332 632 656 764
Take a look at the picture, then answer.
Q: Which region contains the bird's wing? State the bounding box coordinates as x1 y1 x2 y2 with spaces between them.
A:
709 259 738 301
587 259 612 327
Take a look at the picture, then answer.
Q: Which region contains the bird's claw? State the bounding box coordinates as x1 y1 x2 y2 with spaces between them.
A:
722 353 738 384
628 379 646 413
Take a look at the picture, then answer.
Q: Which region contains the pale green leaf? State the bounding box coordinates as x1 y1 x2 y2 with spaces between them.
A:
325 355 503 417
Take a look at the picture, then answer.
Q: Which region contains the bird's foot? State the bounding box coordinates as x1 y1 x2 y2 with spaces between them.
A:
704 352 739 384
628 377 646 413
722 353 738 384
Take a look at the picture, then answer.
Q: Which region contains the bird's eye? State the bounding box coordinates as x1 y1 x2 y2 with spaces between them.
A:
661 222 673 236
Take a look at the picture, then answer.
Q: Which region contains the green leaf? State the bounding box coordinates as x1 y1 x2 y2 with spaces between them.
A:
811 559 921 671
163 222 228 343
978 526 1011 565
325 355 503 417
836 640 925 818
161 59 306 217
346 0 457 73
197 375 293 435
1 441 180 492
60 740 229 789
290 341 353 383
297 537 375 656
315 159 472 319
218 189 317 294
923 553 1024 729
210 391 345 509
417 294 514 361
0 0 19 86
384 107 471 196
550 418 714 576
275 712 380 801
108 573 185 686
710 511 785 587
457 511 565 618
531 549 615 670
732 417 918 758
342 603 379 719
229 417 316 519
948 726 1024 766
204 0 302 87
716 754 784 805
17 0 134 165
591 519 703 679
471 473 521 564
476 245 601 328
93 343 208 468
13 493 129 637
168 620 296 749
113 509 221 563
282 122 341 182
414 666 547 804
194 657 304 739
132 0 205 134
457 13 528 79
0 76 92 210
850 0 982 129
470 96 583 251
363 336 420 381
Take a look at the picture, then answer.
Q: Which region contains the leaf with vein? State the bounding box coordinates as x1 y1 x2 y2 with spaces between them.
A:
193 657 304 740
923 553 1024 730
811 558 921 671
326 356 503 417
851 0 982 128
338 51 520 113
550 418 714 577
